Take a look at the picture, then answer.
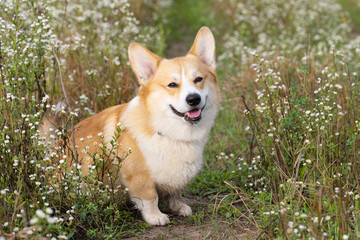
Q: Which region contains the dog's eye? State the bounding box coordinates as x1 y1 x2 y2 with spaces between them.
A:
168 82 179 88
194 77 203 84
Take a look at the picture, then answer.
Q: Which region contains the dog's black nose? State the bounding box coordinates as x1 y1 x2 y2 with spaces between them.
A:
186 93 201 106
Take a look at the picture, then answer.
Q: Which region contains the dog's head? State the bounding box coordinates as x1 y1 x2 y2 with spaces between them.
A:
128 27 220 141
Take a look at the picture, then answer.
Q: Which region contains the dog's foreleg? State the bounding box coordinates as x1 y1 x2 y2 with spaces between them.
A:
131 195 169 225
127 175 169 225
169 192 192 217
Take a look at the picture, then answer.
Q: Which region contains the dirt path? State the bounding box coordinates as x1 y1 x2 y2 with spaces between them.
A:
124 195 259 239
125 217 257 240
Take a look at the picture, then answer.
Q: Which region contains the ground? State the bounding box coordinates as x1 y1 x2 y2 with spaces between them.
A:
125 195 258 240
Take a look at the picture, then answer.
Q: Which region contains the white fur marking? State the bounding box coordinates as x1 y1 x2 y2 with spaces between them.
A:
131 196 169 225
191 70 197 78
172 73 180 81
137 134 205 190
169 196 192 216
180 62 186 83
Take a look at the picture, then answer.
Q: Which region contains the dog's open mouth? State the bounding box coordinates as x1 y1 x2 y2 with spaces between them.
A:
170 105 204 123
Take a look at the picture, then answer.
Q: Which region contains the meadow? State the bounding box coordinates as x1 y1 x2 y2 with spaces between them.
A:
1 0 360 239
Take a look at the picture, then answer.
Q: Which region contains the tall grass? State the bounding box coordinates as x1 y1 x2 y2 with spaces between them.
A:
1 0 360 239
0 0 166 238
239 53 360 238
46 0 167 118
213 0 360 238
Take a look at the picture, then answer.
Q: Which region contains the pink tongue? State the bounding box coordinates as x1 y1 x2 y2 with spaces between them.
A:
187 109 201 118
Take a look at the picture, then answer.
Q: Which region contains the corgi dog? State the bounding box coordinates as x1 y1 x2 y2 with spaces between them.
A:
40 27 220 225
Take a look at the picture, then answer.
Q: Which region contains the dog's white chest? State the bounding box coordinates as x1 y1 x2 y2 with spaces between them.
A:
138 134 205 191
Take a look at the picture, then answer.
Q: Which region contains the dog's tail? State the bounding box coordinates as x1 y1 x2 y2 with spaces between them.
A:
38 101 68 147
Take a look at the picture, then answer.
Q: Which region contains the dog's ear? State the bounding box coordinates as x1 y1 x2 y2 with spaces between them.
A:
188 27 216 70
128 43 162 86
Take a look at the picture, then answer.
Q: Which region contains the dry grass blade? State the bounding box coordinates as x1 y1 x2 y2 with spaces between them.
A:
52 48 78 163
3 226 48 240
223 181 261 228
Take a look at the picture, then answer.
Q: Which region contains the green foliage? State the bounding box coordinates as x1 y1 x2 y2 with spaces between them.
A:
218 0 360 70
0 0 161 238
200 0 360 238
1 0 360 239
222 24 360 240
163 0 215 44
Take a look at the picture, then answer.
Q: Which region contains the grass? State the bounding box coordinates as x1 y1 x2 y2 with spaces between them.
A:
167 1 214 35
1 0 360 239
338 0 360 32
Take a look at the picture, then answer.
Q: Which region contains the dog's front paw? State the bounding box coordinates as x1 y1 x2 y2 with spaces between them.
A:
143 212 170 226
169 200 192 216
